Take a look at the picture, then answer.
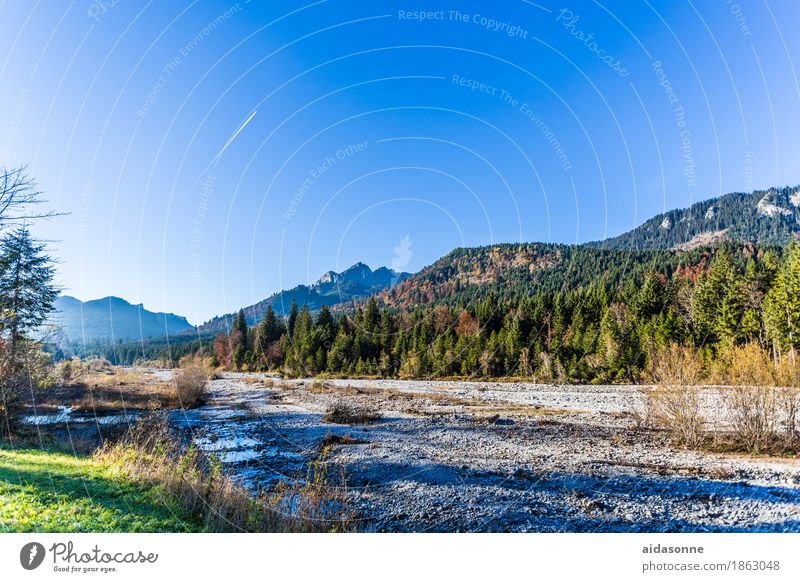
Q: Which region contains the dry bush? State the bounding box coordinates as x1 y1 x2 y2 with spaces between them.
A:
53 358 87 384
323 402 381 425
777 386 800 443
724 384 781 453
646 384 705 447
320 432 367 447
0 352 27 434
715 345 799 452
308 379 334 394
173 360 208 408
646 343 703 386
97 418 354 532
644 343 705 446
0 340 54 434
86 358 113 372
724 343 773 387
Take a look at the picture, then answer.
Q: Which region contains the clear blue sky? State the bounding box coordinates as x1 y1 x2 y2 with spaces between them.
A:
1 0 798 324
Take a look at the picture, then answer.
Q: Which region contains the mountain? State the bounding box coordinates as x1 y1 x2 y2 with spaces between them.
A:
380 186 800 309
593 186 800 250
51 296 194 344
380 242 715 308
198 262 410 332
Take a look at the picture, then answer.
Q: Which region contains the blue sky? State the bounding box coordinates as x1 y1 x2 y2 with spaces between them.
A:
0 0 798 324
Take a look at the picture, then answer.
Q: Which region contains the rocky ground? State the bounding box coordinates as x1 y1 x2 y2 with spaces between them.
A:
169 373 800 533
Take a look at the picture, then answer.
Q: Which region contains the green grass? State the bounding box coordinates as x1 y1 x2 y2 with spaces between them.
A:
0 445 202 532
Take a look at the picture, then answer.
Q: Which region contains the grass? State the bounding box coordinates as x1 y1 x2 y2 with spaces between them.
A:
1 417 357 533
33 368 178 413
95 419 355 532
0 444 201 532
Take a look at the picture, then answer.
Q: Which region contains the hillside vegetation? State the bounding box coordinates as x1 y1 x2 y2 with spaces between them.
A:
594 186 800 249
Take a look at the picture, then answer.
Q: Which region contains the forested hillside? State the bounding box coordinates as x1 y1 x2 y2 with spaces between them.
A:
594 186 800 250
73 186 800 382
380 243 710 308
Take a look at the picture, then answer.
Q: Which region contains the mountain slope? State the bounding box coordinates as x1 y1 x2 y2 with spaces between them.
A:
594 186 800 250
52 296 194 343
198 262 409 332
380 242 716 308
381 186 800 308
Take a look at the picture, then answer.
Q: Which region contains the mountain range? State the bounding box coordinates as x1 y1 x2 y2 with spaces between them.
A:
381 186 800 308
51 185 800 344
197 262 410 333
52 263 410 343
52 296 194 344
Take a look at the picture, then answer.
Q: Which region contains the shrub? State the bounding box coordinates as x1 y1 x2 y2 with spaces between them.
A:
646 384 705 447
173 360 208 408
724 384 781 453
643 344 705 446
0 340 53 435
723 343 773 387
323 402 381 425
0 359 27 435
86 358 113 372
646 343 702 386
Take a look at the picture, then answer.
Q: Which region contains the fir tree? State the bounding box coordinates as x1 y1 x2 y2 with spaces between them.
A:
0 226 58 355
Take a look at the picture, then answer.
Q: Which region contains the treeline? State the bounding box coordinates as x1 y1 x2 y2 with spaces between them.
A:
181 241 800 383
58 332 215 367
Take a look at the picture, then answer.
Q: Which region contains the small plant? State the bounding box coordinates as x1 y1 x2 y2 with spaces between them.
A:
173 360 208 408
323 402 381 425
646 384 705 447
724 384 779 453
0 340 54 435
309 379 333 393
86 358 113 373
320 432 367 448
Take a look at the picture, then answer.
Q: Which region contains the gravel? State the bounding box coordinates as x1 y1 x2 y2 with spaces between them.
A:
175 373 800 532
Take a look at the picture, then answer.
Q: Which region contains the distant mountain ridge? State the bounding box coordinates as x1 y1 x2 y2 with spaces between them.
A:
197 262 410 333
380 185 800 308
593 186 800 250
52 296 194 344
55 185 800 345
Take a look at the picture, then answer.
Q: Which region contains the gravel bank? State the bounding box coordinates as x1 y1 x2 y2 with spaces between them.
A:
177 373 800 532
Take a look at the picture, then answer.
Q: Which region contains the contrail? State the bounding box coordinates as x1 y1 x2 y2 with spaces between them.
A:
212 109 257 166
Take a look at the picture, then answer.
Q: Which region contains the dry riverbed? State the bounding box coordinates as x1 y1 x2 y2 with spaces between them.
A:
172 373 800 532
21 369 800 532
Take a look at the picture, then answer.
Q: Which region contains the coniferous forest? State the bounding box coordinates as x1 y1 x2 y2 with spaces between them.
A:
77 239 800 385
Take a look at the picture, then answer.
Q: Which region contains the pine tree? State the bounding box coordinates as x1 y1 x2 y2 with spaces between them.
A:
235 309 248 348
764 242 800 360
287 300 298 337
0 226 58 355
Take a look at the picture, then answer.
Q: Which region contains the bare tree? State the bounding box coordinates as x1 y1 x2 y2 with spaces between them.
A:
0 165 57 228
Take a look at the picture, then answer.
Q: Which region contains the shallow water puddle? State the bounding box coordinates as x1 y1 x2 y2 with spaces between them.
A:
21 406 139 426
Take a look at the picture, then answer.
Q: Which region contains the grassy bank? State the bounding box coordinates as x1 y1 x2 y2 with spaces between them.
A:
1 421 354 533
0 445 201 532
